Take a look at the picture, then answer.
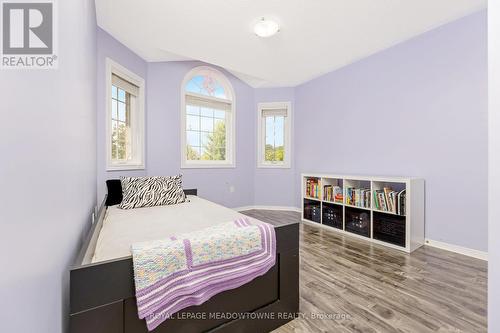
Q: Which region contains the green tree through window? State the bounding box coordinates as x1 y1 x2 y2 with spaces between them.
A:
202 121 226 160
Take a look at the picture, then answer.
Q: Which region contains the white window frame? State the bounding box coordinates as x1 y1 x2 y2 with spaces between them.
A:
105 58 145 171
257 102 292 169
180 66 236 169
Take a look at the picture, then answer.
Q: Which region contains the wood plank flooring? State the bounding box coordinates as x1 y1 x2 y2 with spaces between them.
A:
241 210 487 333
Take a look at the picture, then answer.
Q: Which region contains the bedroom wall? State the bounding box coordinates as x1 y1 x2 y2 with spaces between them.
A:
294 10 487 251
96 28 148 202
146 61 255 208
489 2 500 331
253 88 296 207
0 1 97 333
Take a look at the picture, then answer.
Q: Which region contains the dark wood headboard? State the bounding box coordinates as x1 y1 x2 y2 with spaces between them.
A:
183 188 198 196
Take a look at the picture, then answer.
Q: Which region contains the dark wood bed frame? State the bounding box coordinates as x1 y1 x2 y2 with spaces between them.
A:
69 189 299 333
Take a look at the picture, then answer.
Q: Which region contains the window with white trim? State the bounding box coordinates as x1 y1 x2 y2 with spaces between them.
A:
257 102 292 168
181 67 235 168
106 58 145 170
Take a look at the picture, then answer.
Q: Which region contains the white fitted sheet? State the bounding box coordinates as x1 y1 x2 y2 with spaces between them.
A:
92 196 254 263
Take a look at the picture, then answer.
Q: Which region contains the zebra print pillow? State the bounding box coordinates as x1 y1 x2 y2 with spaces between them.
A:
118 175 187 210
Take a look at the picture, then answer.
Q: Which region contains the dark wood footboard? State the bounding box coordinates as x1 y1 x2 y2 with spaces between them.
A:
69 206 299 333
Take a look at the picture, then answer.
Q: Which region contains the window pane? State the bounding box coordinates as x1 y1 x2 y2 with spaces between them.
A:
118 102 127 122
186 115 200 131
112 86 118 99
274 116 285 147
265 117 275 146
112 142 118 160
118 88 126 102
111 120 118 159
214 109 225 119
111 120 118 138
183 70 233 165
186 105 200 116
213 86 226 99
200 145 206 157
200 107 213 117
214 119 226 131
187 145 201 160
112 100 118 120
216 148 226 160
185 75 228 99
116 123 129 160
201 132 210 147
264 116 285 163
201 116 213 132
187 130 200 147
185 75 204 95
201 147 225 161
265 145 275 162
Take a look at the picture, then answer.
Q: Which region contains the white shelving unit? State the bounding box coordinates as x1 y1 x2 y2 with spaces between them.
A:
301 173 424 253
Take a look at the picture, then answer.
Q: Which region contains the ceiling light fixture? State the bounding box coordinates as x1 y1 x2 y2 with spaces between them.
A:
253 18 280 38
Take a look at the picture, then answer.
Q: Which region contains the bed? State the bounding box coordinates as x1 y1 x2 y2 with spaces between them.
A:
69 184 299 333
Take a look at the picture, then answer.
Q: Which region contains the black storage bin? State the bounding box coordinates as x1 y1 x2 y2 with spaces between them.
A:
322 203 342 229
345 207 370 237
373 212 406 247
303 199 321 223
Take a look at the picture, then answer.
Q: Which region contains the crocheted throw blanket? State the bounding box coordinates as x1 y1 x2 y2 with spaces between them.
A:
131 217 276 331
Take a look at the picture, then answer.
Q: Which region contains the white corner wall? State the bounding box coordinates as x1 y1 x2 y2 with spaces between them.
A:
489 1 500 331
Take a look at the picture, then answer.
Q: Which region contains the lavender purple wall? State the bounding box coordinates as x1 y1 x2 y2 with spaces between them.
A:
146 61 255 208
0 1 97 332
96 28 148 202
253 88 296 207
294 11 487 251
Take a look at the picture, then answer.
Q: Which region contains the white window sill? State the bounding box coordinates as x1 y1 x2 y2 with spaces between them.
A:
181 163 236 169
107 164 145 171
257 163 291 169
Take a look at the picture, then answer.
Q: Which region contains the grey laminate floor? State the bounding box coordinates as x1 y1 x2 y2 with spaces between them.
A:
241 210 487 333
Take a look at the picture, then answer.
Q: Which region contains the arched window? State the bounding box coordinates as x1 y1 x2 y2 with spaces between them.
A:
181 67 235 168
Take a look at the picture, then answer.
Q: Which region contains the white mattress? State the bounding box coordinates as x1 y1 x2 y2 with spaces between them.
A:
92 196 256 263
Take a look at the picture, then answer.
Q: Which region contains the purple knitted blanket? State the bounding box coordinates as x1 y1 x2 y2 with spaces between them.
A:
131 217 276 331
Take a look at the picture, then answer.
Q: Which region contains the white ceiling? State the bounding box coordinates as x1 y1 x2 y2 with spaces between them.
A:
95 0 486 88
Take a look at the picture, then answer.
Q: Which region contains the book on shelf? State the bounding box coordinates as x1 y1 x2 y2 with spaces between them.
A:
397 189 406 215
345 187 371 208
306 178 320 199
323 185 343 203
373 188 406 215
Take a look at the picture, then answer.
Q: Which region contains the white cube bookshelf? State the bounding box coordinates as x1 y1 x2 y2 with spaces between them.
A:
301 173 425 253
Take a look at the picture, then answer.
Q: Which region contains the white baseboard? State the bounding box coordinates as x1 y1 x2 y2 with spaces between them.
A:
424 239 488 261
234 205 301 213
233 206 488 261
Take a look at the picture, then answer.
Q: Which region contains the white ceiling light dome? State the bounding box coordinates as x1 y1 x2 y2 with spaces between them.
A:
253 18 280 38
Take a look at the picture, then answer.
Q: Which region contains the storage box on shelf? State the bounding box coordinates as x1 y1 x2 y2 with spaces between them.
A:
322 202 343 229
301 173 424 253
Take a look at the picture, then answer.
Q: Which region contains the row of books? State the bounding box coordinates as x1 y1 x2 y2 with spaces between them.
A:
323 185 343 203
305 178 320 199
345 187 371 208
373 188 406 215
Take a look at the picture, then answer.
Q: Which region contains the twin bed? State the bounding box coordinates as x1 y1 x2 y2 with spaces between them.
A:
70 181 299 333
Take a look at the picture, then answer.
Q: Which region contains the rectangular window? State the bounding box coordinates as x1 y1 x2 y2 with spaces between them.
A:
258 102 292 168
185 95 231 163
106 59 145 170
181 69 235 169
